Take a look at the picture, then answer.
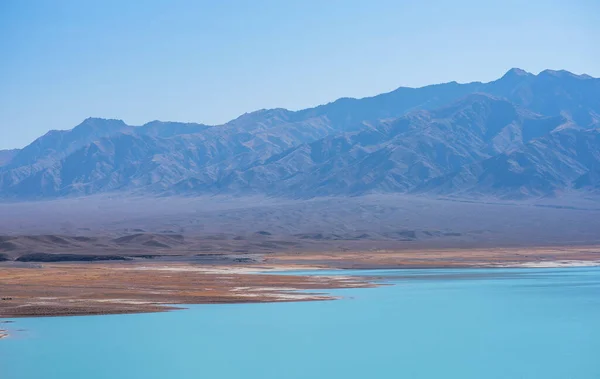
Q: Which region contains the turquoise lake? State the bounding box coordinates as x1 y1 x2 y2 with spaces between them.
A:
1 267 600 379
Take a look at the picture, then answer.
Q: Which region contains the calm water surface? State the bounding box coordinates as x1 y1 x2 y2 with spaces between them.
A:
1 267 600 379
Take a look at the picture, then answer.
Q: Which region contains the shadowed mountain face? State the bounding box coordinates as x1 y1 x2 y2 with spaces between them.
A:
1 69 599 200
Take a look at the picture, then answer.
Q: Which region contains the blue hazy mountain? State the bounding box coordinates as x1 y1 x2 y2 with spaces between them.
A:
1 69 599 199
0 149 18 167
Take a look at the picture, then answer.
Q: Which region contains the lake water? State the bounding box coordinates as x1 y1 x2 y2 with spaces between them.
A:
1 267 600 379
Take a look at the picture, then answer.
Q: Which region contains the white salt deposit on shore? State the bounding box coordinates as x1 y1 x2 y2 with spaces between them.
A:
121 264 327 275
497 260 600 268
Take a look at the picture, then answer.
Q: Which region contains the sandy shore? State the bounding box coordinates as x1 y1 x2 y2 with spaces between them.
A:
269 246 600 269
1 245 599 318
0 261 377 318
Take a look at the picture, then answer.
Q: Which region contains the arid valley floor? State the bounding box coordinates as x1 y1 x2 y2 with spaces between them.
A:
2 195 600 319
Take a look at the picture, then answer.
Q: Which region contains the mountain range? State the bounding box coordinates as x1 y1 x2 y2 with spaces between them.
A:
1 68 599 200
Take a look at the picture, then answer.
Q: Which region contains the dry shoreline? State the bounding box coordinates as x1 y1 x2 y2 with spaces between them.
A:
0 262 378 318
269 245 600 269
1 245 599 319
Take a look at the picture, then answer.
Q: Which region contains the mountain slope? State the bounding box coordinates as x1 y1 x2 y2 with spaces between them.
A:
484 68 600 127
417 127 600 198
225 94 569 197
0 149 19 167
5 118 131 169
1 68 599 200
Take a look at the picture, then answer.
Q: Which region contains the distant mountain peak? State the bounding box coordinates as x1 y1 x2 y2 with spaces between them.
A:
80 117 126 124
539 69 566 77
140 120 209 128
230 108 293 125
502 68 532 78
136 120 211 137
73 117 128 131
490 68 534 90
249 108 291 116
538 69 591 80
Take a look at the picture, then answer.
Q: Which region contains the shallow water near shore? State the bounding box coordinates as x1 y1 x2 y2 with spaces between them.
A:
2 267 600 379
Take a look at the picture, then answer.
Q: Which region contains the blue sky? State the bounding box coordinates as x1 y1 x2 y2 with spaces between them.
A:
1 0 599 149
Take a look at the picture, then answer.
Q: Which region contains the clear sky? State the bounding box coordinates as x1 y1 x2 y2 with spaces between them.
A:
1 0 599 149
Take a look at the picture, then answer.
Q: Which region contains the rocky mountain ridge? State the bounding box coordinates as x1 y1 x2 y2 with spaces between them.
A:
2 68 599 199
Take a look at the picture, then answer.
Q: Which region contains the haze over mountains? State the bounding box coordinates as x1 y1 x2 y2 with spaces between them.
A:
1 68 599 200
